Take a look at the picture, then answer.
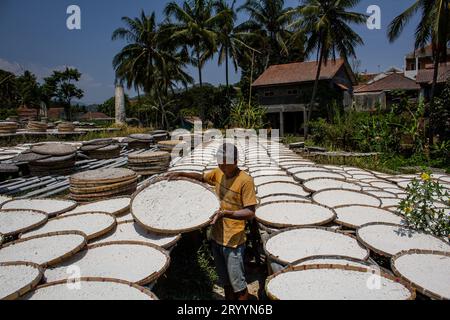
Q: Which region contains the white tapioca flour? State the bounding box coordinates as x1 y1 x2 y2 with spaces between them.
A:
24 280 157 300
265 228 368 264
0 263 42 300
267 268 412 300
44 243 168 284
132 180 219 233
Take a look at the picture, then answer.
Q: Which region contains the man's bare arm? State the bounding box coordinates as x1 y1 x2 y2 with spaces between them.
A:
211 205 256 225
166 172 203 183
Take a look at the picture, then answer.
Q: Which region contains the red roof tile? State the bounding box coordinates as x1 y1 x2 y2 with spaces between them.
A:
252 59 352 87
354 72 419 93
80 112 111 120
416 64 450 84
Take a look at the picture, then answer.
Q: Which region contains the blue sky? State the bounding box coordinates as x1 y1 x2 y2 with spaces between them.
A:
0 0 420 104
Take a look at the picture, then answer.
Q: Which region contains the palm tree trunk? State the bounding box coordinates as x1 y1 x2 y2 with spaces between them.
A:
305 47 324 139
428 50 440 143
225 45 230 89
196 49 203 87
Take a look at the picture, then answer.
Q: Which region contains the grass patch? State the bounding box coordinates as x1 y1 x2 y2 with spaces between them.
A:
153 231 218 300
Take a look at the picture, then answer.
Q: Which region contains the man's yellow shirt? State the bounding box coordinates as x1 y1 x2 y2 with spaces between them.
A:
203 168 258 249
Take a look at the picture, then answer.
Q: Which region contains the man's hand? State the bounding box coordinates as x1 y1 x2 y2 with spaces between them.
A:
165 172 181 181
211 210 233 225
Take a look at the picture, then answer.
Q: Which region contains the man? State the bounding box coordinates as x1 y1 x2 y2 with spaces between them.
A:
167 143 257 300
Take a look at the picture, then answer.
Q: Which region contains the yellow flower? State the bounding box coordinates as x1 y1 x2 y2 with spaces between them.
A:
404 207 413 214
420 173 430 181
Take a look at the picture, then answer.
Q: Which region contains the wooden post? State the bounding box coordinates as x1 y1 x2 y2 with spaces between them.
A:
280 110 284 138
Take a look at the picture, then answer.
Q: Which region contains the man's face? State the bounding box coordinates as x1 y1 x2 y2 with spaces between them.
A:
219 158 238 178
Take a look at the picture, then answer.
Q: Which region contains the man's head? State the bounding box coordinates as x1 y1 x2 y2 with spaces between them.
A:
217 143 239 178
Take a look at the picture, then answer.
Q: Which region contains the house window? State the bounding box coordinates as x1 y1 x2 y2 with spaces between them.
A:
409 63 416 70
264 91 274 97
287 89 298 95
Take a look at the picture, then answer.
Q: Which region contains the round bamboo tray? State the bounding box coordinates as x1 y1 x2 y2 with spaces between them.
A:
286 166 329 175
254 175 295 186
63 197 130 217
0 195 11 206
259 195 311 206
333 205 405 229
92 221 181 249
31 143 77 157
356 223 450 257
312 189 382 208
0 261 44 300
1 198 77 217
70 168 137 185
44 241 170 285
21 212 116 241
302 178 362 193
257 181 310 199
131 177 219 234
0 231 87 267
23 278 158 300
391 250 450 300
292 255 378 269
265 264 415 300
264 227 369 266
256 201 336 228
293 171 346 182
0 209 48 237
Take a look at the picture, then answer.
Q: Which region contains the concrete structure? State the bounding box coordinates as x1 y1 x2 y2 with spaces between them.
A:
115 84 126 125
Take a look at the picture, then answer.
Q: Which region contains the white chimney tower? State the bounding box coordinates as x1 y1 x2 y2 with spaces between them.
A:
115 83 126 125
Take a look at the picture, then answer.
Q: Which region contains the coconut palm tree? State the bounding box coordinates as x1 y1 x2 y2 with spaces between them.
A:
164 0 224 87
112 10 189 95
237 0 293 69
213 0 256 89
388 0 449 139
290 0 367 137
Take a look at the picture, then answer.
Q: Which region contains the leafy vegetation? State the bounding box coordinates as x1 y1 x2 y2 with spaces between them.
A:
398 172 450 237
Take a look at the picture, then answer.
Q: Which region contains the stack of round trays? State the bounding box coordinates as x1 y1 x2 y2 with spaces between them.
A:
151 130 169 142
0 163 19 179
127 134 154 150
57 122 76 133
80 139 120 160
0 122 18 134
24 278 158 300
27 121 47 133
128 151 171 176
0 262 43 300
157 140 187 153
69 168 138 203
28 143 77 176
265 264 415 300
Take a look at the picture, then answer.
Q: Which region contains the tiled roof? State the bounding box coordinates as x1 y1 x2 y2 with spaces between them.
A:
252 59 352 87
406 44 450 59
416 64 450 84
354 72 420 93
80 112 111 120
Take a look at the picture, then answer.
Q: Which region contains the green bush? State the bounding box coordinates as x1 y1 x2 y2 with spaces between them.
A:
398 172 450 237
